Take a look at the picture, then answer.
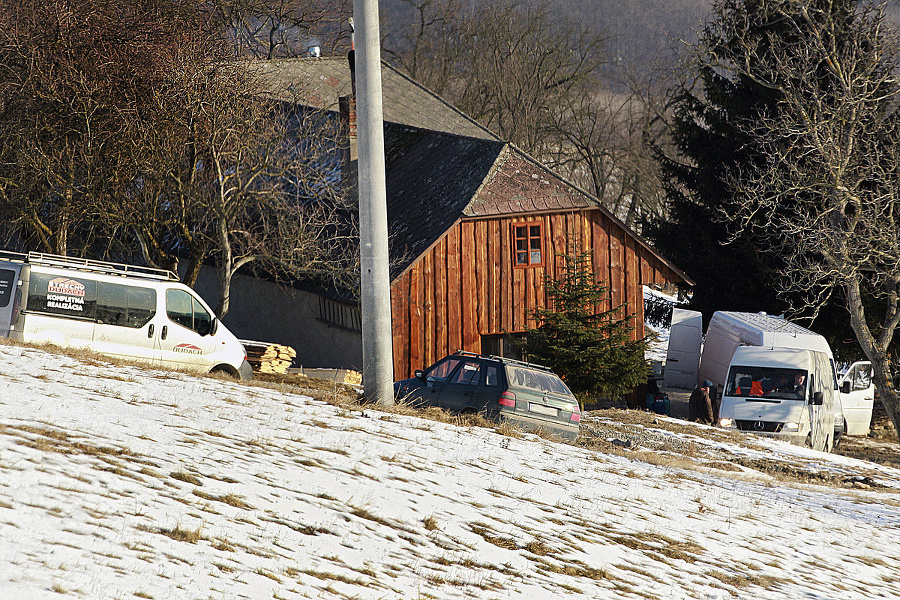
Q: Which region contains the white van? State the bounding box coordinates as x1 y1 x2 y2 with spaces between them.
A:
0 251 252 380
698 311 834 393
838 361 875 436
718 346 838 451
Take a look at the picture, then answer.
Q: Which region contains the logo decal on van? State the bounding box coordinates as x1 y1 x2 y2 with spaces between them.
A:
46 277 86 312
173 343 203 355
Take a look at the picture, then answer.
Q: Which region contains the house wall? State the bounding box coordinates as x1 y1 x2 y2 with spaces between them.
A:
390 210 687 379
191 267 363 371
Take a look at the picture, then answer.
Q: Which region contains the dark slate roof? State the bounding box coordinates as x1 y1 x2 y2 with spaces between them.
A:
385 123 506 278
252 55 693 287
251 57 499 141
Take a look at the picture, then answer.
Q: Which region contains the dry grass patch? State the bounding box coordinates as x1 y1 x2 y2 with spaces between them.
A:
470 523 518 550
423 515 440 531
254 568 282 583
523 539 554 556
258 514 335 536
140 523 204 544
706 568 786 591
530 555 610 581
192 490 252 509
170 471 202 486
298 569 372 588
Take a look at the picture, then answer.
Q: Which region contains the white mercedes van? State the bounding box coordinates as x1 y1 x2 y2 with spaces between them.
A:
0 251 252 380
717 346 838 452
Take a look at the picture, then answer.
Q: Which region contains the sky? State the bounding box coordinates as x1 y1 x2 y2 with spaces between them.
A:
2 340 900 600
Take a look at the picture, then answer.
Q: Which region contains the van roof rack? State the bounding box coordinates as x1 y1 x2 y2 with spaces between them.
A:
26 252 180 282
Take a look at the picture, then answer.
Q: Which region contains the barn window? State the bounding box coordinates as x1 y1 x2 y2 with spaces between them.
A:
513 222 543 266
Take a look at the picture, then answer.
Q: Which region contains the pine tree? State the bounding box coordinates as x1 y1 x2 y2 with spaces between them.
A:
642 0 862 358
525 254 648 403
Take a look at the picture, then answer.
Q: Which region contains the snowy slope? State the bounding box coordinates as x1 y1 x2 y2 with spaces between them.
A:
2 342 900 600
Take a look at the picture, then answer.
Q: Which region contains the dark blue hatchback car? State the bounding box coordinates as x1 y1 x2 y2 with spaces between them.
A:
394 351 581 441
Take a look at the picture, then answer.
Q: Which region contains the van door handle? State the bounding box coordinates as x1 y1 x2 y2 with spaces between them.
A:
148 324 154 338
161 325 168 340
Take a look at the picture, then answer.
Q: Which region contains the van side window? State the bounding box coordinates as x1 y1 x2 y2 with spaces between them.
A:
96 283 156 328
27 273 96 319
166 289 213 336
192 297 212 336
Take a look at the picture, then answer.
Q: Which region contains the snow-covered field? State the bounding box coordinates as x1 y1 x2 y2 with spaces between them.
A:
2 342 900 600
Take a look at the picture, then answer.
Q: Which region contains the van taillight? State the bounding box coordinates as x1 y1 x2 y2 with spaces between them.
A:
11 289 21 323
498 391 516 407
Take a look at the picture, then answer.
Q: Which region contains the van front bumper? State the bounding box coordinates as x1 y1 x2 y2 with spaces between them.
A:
722 419 807 445
239 359 254 381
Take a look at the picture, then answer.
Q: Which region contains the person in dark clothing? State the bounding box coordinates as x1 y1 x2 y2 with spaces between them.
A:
688 380 716 424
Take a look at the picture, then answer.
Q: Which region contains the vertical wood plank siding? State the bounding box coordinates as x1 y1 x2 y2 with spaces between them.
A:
390 211 687 378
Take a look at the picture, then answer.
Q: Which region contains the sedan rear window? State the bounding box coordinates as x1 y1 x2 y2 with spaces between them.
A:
506 366 574 397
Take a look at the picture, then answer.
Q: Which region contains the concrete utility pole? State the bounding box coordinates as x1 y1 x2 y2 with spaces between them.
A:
351 2 395 406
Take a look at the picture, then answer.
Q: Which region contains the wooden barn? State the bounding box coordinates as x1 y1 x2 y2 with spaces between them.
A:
219 56 694 384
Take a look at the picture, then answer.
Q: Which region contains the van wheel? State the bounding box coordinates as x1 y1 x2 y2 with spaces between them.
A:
210 365 240 380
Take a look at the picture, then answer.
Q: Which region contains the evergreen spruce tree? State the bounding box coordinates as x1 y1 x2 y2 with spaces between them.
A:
525 254 648 403
642 0 859 356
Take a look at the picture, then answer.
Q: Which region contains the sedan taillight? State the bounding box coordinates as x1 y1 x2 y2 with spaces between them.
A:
498 391 516 407
570 411 581 422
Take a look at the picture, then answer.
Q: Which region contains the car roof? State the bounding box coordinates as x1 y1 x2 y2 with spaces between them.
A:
449 350 556 374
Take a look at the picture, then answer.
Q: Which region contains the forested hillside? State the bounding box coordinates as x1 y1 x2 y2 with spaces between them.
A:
381 0 712 76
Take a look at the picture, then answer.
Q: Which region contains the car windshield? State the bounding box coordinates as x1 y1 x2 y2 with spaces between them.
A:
725 366 809 400
505 366 574 398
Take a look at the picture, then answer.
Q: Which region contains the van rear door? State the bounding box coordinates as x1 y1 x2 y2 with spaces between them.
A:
0 262 22 337
664 308 703 389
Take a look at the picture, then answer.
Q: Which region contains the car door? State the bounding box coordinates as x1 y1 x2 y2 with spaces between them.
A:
840 361 874 436
157 288 216 371
436 358 486 412
404 356 465 406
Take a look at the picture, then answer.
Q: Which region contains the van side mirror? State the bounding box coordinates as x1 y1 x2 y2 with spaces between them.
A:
840 381 850 394
415 369 424 380
810 391 824 406
210 318 218 336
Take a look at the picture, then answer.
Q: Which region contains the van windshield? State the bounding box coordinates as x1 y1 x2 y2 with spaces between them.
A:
725 366 809 400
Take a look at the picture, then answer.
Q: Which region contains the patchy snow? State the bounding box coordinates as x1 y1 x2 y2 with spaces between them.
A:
2 342 900 600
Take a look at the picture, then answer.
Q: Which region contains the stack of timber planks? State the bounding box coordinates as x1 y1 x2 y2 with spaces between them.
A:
240 340 296 374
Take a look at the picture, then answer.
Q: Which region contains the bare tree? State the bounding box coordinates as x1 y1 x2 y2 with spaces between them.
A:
0 0 191 255
544 86 669 229
126 55 357 318
698 0 900 439
206 0 353 58
385 0 606 154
